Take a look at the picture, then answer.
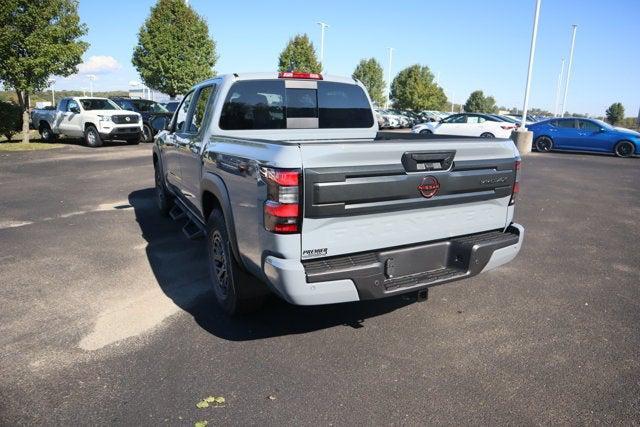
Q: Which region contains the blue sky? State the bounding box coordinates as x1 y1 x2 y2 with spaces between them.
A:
56 0 640 116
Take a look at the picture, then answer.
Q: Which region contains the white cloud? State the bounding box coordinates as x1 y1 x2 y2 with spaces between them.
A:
77 55 121 74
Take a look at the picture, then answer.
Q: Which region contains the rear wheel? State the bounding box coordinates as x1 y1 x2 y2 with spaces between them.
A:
614 141 634 158
39 124 56 142
535 136 553 152
480 132 495 138
419 129 433 135
207 210 267 315
84 125 103 148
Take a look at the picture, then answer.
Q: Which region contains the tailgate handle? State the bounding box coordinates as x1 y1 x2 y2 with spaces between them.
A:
402 151 456 172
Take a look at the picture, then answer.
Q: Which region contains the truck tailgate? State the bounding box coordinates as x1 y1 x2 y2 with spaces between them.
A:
299 138 518 260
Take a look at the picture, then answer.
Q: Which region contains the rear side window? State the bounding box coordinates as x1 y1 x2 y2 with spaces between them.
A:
317 81 373 128
555 119 576 128
219 80 374 130
219 80 285 130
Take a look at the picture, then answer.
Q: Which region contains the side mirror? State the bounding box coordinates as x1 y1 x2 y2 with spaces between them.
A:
151 116 169 133
70 106 80 114
599 128 606 133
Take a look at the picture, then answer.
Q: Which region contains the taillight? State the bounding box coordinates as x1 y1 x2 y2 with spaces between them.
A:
261 167 302 234
509 159 521 206
278 72 323 80
501 125 516 130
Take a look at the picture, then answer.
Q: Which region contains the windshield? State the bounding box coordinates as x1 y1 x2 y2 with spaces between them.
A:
80 98 120 110
592 119 613 130
134 100 169 113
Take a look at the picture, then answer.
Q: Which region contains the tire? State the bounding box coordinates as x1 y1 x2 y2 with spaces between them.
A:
206 209 267 315
419 129 433 135
142 124 154 143
535 136 553 152
480 132 495 138
154 162 173 216
614 140 635 158
39 124 56 142
84 125 103 148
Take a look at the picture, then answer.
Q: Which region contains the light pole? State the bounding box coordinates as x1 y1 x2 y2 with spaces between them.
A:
553 58 565 117
317 22 329 71
519 0 541 131
560 25 577 117
47 78 56 106
87 74 96 97
450 91 455 113
386 47 394 108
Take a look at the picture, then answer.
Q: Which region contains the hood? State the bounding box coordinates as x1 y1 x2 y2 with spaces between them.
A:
90 110 140 116
613 126 640 137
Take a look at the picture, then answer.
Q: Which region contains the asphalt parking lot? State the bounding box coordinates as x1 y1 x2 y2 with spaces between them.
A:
1 143 639 425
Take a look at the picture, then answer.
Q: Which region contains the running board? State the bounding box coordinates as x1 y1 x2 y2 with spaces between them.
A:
169 205 186 220
182 219 204 240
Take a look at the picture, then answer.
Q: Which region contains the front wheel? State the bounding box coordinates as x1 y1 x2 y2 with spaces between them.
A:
535 136 553 152
207 210 267 315
614 141 635 158
480 132 495 138
142 124 154 143
419 129 433 135
84 125 103 148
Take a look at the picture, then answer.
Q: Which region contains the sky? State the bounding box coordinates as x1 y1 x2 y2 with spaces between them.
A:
54 0 640 116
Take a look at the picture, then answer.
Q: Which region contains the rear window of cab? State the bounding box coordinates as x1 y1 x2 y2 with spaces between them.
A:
219 80 374 130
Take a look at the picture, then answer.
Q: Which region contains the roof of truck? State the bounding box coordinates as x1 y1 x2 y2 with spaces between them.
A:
195 72 358 88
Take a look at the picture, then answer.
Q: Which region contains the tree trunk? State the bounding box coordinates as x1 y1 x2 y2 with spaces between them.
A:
17 90 31 144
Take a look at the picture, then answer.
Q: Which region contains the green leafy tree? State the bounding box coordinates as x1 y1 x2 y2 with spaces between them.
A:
277 34 321 73
605 102 625 125
352 58 386 106
0 0 88 143
464 90 497 113
390 65 446 110
0 101 22 141
133 0 217 98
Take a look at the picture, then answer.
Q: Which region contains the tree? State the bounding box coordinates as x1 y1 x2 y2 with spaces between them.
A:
133 0 217 98
277 34 321 74
0 0 88 143
390 64 446 110
463 90 497 113
605 102 625 125
352 58 386 106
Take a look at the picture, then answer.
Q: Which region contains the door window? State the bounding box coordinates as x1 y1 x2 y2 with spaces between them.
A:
577 120 600 132
466 115 480 124
67 100 80 112
188 85 217 133
555 119 576 128
443 114 466 124
173 91 195 133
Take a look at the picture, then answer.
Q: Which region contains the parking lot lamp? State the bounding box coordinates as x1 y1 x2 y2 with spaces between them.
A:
553 58 565 117
87 74 96 97
47 78 56 106
386 47 393 108
450 91 455 113
560 25 577 118
519 0 541 131
317 22 329 71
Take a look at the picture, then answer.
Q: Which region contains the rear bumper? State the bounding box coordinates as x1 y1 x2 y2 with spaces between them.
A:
264 223 524 305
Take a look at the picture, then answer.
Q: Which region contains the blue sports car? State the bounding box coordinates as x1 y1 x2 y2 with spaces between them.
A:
529 117 640 158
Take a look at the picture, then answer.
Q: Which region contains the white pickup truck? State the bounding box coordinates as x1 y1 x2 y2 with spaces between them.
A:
152 72 524 315
31 97 143 147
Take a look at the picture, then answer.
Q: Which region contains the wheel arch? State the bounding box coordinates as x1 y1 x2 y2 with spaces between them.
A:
201 173 243 267
84 122 97 131
614 139 636 156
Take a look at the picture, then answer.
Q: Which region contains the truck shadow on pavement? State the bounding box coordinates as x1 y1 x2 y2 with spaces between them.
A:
129 188 416 341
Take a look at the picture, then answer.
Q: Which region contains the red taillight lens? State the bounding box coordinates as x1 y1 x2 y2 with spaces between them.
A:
278 72 323 80
501 125 516 130
261 167 302 234
509 159 521 206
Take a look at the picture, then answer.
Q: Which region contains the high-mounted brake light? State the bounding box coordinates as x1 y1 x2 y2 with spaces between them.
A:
509 159 521 206
261 167 302 234
278 72 323 80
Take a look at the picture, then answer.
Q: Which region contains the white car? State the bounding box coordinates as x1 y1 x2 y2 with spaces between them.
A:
31 97 143 147
411 113 516 138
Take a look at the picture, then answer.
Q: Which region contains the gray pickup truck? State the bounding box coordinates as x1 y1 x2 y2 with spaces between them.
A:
152 72 524 315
